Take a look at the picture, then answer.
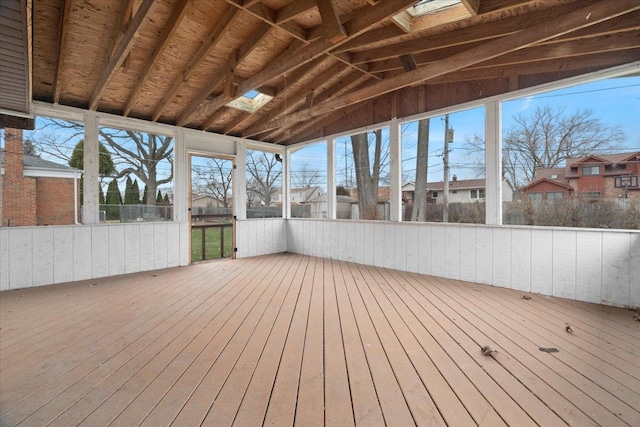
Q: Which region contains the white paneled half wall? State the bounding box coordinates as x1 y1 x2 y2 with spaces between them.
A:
0 222 190 291
286 219 640 309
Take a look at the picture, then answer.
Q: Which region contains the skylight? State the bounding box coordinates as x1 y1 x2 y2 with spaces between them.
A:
408 0 461 17
226 91 273 113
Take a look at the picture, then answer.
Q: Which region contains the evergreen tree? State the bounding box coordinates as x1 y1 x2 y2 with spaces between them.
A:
131 180 140 204
105 178 122 220
98 183 105 205
156 190 163 204
69 139 116 176
142 184 148 205
163 193 170 205
124 176 136 204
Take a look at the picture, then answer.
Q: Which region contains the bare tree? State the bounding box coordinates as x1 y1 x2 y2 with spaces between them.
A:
246 150 282 206
193 158 233 207
291 163 321 189
36 119 174 205
411 118 429 222
351 129 385 220
466 105 625 188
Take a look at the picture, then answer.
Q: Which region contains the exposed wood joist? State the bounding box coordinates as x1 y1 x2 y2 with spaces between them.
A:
226 56 332 134
349 0 601 66
52 0 72 103
427 50 640 85
225 0 309 42
175 20 272 126
122 0 191 117
190 0 418 125
461 0 480 16
150 5 238 122
265 71 371 140
244 0 640 137
275 0 317 24
370 19 640 74
89 0 155 110
107 0 136 60
316 0 347 43
331 25 406 54
202 108 230 131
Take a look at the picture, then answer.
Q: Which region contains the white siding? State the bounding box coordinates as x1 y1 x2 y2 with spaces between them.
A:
285 219 639 308
236 219 287 259
0 223 188 290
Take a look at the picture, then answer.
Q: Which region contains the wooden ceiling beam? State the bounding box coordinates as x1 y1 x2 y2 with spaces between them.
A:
330 52 381 80
275 0 317 24
122 0 191 117
225 0 309 42
331 25 405 54
192 0 418 123
52 0 72 103
245 0 640 135
151 5 238 121
316 0 347 43
107 0 136 61
264 71 371 140
176 49 239 127
227 56 330 133
461 0 480 16
348 0 600 65
367 14 640 74
203 108 231 131
426 50 640 84
89 0 155 110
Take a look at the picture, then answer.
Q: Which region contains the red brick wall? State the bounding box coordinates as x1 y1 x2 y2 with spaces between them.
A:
2 128 37 226
36 178 77 225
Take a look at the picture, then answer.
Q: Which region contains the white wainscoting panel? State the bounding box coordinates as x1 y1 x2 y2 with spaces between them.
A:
0 222 188 291
236 219 287 259
286 219 639 308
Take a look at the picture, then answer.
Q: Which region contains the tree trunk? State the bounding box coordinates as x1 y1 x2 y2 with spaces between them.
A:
411 118 429 222
351 132 379 220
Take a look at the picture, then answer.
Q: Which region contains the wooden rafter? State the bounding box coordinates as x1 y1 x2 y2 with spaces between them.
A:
244 0 640 137
275 0 317 24
107 0 136 61
224 57 330 134
89 0 155 110
176 22 271 126
428 50 640 85
52 0 72 103
349 0 597 66
225 0 309 42
202 108 230 131
331 25 405 54
189 0 418 125
461 0 480 16
316 0 347 43
150 5 238 122
123 0 191 117
265 71 371 140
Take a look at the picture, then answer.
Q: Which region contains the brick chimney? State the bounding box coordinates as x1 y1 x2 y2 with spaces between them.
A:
2 128 36 226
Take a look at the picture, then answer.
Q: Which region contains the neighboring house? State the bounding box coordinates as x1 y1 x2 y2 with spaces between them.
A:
403 177 513 204
272 186 325 204
350 186 404 220
1 128 81 226
191 194 226 209
521 151 640 200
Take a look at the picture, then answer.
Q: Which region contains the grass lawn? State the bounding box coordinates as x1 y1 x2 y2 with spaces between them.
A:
191 226 233 261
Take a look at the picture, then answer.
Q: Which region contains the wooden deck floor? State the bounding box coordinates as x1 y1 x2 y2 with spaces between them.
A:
1 253 639 426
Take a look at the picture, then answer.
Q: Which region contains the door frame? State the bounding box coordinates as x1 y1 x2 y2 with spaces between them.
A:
188 151 236 262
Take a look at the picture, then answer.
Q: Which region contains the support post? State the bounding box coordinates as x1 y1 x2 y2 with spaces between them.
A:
485 101 503 225
283 149 291 218
235 141 247 220
82 113 100 224
390 118 402 222
173 128 188 222
327 137 336 219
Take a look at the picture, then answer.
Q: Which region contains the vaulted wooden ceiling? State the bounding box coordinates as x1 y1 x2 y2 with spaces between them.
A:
27 0 640 144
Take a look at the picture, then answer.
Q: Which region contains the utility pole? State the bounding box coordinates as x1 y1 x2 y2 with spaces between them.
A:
442 114 453 222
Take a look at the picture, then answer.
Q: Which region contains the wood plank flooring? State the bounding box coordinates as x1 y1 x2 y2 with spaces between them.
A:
1 253 639 426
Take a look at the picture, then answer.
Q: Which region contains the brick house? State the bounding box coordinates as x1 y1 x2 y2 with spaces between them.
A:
1 128 81 226
520 151 640 200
